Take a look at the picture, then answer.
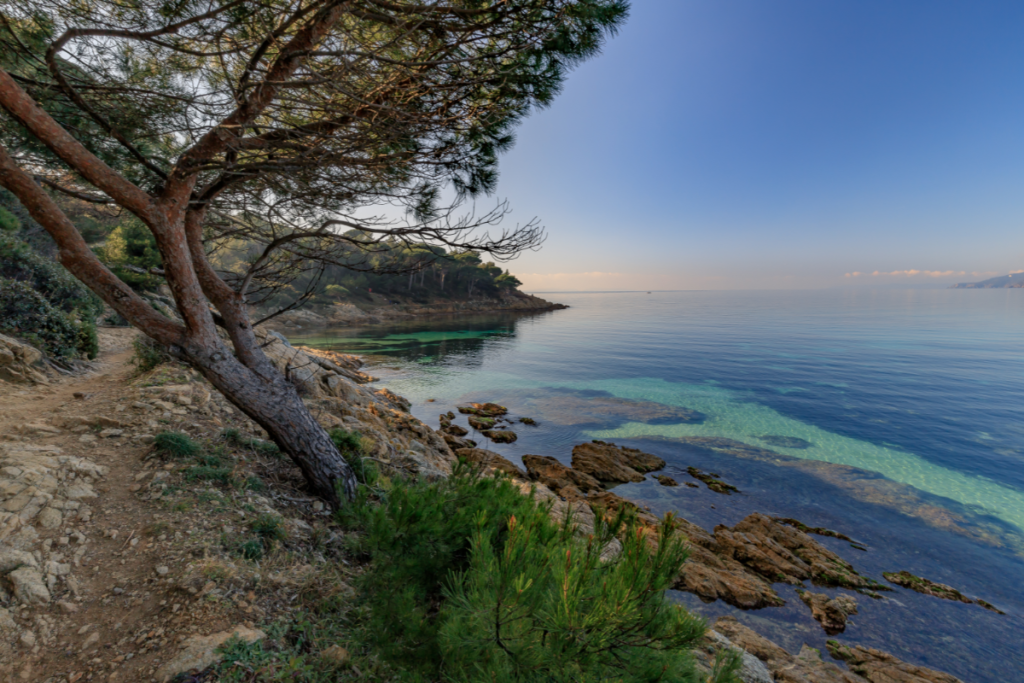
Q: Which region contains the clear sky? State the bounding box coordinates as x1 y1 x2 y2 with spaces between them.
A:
490 0 1024 291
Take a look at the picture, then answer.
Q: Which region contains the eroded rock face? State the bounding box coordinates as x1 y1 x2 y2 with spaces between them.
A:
585 491 784 609
522 455 602 495
713 513 887 592
0 333 47 385
798 590 858 634
826 642 963 683
571 440 665 483
155 625 266 683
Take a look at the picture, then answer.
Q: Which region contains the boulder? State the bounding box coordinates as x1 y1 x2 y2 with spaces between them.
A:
826 642 962 683
480 429 517 443
458 402 508 417
8 566 50 605
155 625 266 683
571 440 665 483
798 590 858 635
521 455 602 494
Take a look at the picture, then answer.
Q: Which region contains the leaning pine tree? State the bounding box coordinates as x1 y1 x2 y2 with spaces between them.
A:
0 0 627 507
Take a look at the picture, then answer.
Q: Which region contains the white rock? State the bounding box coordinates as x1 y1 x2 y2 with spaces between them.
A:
8 566 50 605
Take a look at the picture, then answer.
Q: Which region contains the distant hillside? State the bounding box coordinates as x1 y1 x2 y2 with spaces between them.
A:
950 273 1024 289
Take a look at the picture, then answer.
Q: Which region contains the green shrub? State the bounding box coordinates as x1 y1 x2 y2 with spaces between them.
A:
0 233 103 319
153 431 199 458
0 279 94 359
131 336 171 373
329 427 376 486
342 467 737 682
0 206 19 233
183 465 234 484
251 513 287 543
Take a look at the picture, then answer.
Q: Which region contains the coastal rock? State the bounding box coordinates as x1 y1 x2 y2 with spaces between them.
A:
585 490 784 609
701 630 774 683
444 423 468 437
454 448 525 479
826 642 962 683
798 590 858 634
687 466 739 494
467 415 497 431
458 402 508 417
571 440 665 483
521 454 602 495
713 617 867 683
442 432 477 451
154 625 266 683
713 513 887 592
656 474 679 486
480 429 517 443
881 570 1003 613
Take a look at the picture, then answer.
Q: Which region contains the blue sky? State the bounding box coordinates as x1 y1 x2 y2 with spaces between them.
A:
491 0 1024 290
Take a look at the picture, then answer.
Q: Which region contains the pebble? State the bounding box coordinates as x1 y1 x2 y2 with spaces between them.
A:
155 565 169 576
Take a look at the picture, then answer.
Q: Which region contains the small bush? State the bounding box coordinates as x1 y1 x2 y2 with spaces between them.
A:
329 427 376 486
153 431 199 458
251 513 287 543
0 206 20 232
183 465 234 484
236 538 265 561
131 336 171 373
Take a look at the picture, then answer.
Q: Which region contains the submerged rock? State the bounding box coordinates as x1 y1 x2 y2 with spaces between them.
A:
882 570 1004 613
656 474 679 486
571 440 665 483
687 466 739 494
826 641 963 683
467 415 497 431
517 389 705 428
798 590 858 634
759 435 813 449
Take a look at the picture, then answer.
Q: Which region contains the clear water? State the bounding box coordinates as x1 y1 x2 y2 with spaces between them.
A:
290 290 1024 682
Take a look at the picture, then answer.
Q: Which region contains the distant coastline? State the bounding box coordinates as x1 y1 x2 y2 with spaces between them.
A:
950 272 1024 288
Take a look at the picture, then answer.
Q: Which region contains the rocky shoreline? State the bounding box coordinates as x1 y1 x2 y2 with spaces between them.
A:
0 328 983 682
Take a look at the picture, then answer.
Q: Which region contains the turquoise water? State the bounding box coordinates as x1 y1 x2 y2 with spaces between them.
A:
291 290 1024 681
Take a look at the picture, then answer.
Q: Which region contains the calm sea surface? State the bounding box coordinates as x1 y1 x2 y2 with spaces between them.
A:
290 290 1024 682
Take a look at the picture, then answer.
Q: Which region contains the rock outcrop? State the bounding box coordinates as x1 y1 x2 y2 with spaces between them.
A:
798 590 858 634
714 617 866 682
522 454 603 496
882 570 1003 614
571 440 666 483
826 642 963 683
454 447 525 479
0 332 48 385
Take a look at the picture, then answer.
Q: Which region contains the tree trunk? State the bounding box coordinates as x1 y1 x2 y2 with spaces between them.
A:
191 347 357 507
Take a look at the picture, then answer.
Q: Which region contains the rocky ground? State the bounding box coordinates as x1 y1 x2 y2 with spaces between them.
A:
0 328 966 683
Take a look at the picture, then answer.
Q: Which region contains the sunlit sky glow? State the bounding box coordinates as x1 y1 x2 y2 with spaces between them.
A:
486 0 1024 291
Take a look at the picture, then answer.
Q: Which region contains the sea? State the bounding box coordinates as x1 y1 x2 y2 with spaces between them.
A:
289 289 1024 682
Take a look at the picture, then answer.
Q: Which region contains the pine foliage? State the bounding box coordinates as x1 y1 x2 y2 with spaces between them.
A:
344 467 740 683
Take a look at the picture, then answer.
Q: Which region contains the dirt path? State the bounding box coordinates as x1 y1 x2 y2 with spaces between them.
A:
0 329 323 683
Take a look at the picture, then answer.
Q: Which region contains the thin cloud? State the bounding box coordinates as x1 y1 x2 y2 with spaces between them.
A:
845 269 968 278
